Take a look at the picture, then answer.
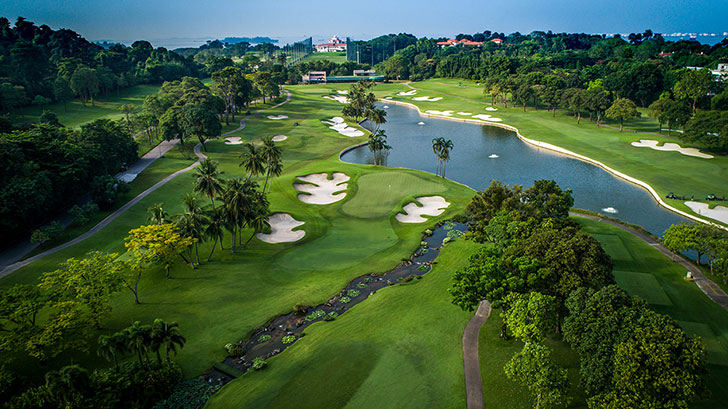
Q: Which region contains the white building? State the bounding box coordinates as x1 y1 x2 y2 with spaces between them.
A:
315 35 346 53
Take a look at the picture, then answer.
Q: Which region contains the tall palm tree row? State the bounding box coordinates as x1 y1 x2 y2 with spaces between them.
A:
96 319 186 371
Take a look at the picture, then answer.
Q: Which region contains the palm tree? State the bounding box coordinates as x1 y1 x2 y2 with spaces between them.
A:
368 130 392 166
260 136 282 191
364 106 387 134
432 137 445 176
175 193 209 266
97 333 127 370
148 203 168 225
222 178 253 252
265 156 284 193
151 318 186 368
45 365 91 408
239 143 266 181
439 139 454 179
204 207 226 261
125 321 153 369
193 159 223 209
243 199 271 248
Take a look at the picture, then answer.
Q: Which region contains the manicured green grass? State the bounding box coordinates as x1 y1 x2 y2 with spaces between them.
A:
341 171 448 219
373 79 728 226
12 84 161 129
302 52 348 64
206 238 477 409
1 84 474 387
577 217 728 408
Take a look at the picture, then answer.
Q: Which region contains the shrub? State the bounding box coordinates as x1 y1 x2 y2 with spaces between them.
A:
443 221 456 230
252 357 267 370
305 310 326 321
69 205 89 225
347 289 360 297
442 237 452 244
224 343 243 357
420 241 428 248
420 248 429 254
364 277 372 283
324 311 339 321
447 230 464 239
424 229 433 236
30 229 50 245
417 264 429 272
293 303 310 316
282 335 296 344
403 275 414 282
357 282 367 289
340 296 351 303
258 334 272 342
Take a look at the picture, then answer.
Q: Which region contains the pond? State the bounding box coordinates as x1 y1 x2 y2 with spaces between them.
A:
341 103 689 236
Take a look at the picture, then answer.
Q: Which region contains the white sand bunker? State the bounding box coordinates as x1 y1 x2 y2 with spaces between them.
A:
472 114 503 122
602 207 618 214
336 90 348 94
385 96 393 99
685 202 728 224
267 115 288 120
321 117 365 137
396 196 451 223
426 110 454 116
457 112 473 116
397 90 417 96
412 96 443 101
272 135 288 142
225 136 243 145
256 213 305 243
324 95 349 104
485 107 498 111
294 172 350 205
630 140 713 159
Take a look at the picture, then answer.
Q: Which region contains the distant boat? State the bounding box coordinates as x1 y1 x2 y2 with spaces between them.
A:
417 121 425 125
602 207 618 214
488 154 499 159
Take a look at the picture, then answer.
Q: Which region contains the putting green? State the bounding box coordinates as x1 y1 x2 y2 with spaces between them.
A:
341 172 447 219
613 270 673 306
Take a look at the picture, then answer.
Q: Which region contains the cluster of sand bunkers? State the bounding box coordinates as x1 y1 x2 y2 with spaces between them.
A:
255 172 450 244
321 117 365 137
396 90 502 121
630 139 713 159
225 135 288 145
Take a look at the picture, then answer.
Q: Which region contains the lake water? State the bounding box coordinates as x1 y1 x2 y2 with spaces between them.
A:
341 103 690 236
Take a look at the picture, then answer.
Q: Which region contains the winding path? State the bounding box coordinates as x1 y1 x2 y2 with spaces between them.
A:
463 300 491 409
0 90 292 279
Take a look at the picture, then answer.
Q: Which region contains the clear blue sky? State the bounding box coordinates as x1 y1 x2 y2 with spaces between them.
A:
1 0 726 45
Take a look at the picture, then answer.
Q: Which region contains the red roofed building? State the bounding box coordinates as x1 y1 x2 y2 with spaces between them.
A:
315 35 347 52
658 52 673 57
490 38 504 44
436 38 484 48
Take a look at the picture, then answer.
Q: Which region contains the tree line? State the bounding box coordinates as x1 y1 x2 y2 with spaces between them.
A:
0 16 202 115
0 119 137 247
376 30 728 152
450 179 707 408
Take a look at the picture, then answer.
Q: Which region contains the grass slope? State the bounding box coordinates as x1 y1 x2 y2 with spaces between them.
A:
577 217 728 408
1 84 474 385
373 79 728 226
302 52 348 64
12 84 161 129
206 239 477 409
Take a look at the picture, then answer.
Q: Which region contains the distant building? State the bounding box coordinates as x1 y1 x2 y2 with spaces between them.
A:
490 38 504 45
301 71 327 84
315 36 346 52
436 38 484 48
301 69 384 84
658 52 673 57
711 63 728 81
